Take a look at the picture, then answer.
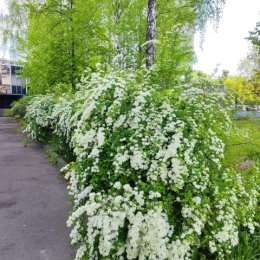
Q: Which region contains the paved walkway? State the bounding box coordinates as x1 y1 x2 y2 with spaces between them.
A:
0 117 75 260
234 111 260 119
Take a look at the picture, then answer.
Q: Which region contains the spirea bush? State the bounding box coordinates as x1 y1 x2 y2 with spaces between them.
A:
24 69 258 260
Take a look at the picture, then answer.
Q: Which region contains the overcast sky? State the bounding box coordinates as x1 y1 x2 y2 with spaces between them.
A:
1 0 260 75
194 0 260 75
0 0 6 14
0 0 8 58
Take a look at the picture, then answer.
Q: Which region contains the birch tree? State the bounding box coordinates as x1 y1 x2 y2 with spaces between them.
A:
1 0 226 93
146 0 156 69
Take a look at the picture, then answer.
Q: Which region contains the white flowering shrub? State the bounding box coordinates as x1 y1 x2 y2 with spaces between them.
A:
24 93 78 161
24 94 56 140
24 69 259 260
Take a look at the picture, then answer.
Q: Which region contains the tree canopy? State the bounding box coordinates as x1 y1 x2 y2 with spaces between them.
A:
248 21 260 48
1 0 225 94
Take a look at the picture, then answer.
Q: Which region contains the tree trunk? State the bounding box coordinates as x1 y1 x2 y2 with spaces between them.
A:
146 0 156 69
69 0 76 91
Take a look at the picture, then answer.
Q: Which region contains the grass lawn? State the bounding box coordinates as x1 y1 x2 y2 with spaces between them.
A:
3 109 13 117
225 118 260 170
226 119 260 260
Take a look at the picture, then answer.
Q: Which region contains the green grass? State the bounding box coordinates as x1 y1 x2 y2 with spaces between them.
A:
45 146 58 165
225 118 260 169
3 109 13 117
225 119 260 260
229 230 260 260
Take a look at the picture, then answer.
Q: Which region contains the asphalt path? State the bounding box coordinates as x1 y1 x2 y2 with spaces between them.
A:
0 117 75 260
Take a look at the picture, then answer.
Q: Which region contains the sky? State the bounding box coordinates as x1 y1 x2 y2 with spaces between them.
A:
0 0 9 58
194 0 260 76
0 0 260 75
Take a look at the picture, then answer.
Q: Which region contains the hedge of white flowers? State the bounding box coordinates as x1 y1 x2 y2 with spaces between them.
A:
24 69 258 260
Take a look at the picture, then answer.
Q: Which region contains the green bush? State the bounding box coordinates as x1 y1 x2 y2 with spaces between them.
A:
24 94 75 162
11 96 32 119
24 69 259 260
3 109 13 117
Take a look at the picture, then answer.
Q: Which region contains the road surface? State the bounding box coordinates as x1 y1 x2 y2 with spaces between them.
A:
0 117 75 260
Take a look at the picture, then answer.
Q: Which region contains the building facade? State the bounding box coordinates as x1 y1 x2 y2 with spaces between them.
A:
0 59 27 95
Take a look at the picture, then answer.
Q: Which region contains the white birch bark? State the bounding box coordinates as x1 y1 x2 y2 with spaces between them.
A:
146 0 156 69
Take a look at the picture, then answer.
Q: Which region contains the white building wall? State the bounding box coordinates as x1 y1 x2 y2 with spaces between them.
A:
0 59 26 94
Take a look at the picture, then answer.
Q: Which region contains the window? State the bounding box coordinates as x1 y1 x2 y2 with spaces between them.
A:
11 66 22 76
11 86 24 95
22 87 27 95
11 66 15 75
17 86 22 94
1 65 10 75
12 85 17 94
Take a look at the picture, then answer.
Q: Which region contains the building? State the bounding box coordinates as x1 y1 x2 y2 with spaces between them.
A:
0 59 27 95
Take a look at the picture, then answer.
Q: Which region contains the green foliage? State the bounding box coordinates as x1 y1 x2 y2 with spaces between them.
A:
229 227 260 260
242 22 260 100
248 21 260 48
20 93 75 162
2 0 225 94
225 119 260 167
224 119 260 260
191 70 217 87
3 109 13 117
23 69 258 260
11 96 32 119
45 146 58 165
47 134 75 163
224 76 260 105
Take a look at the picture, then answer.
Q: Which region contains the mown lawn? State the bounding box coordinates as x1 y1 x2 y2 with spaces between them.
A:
225 118 260 170
226 118 260 260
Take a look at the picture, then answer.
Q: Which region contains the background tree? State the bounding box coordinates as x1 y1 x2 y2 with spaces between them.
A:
218 69 230 84
234 22 260 104
146 0 156 69
248 21 260 48
1 0 226 94
224 76 260 106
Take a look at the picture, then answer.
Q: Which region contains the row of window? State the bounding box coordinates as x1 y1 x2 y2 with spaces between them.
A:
12 85 27 95
1 65 23 76
11 66 22 76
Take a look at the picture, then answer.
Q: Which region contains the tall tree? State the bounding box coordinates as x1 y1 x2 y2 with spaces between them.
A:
68 0 76 90
1 0 226 93
248 21 260 47
146 0 156 69
224 76 260 106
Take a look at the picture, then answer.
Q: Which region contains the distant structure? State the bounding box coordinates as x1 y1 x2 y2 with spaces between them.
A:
0 58 27 95
0 59 27 109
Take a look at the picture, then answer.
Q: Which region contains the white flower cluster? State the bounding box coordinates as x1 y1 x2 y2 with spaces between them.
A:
24 69 259 260
24 95 56 140
49 96 75 143
67 186 191 260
